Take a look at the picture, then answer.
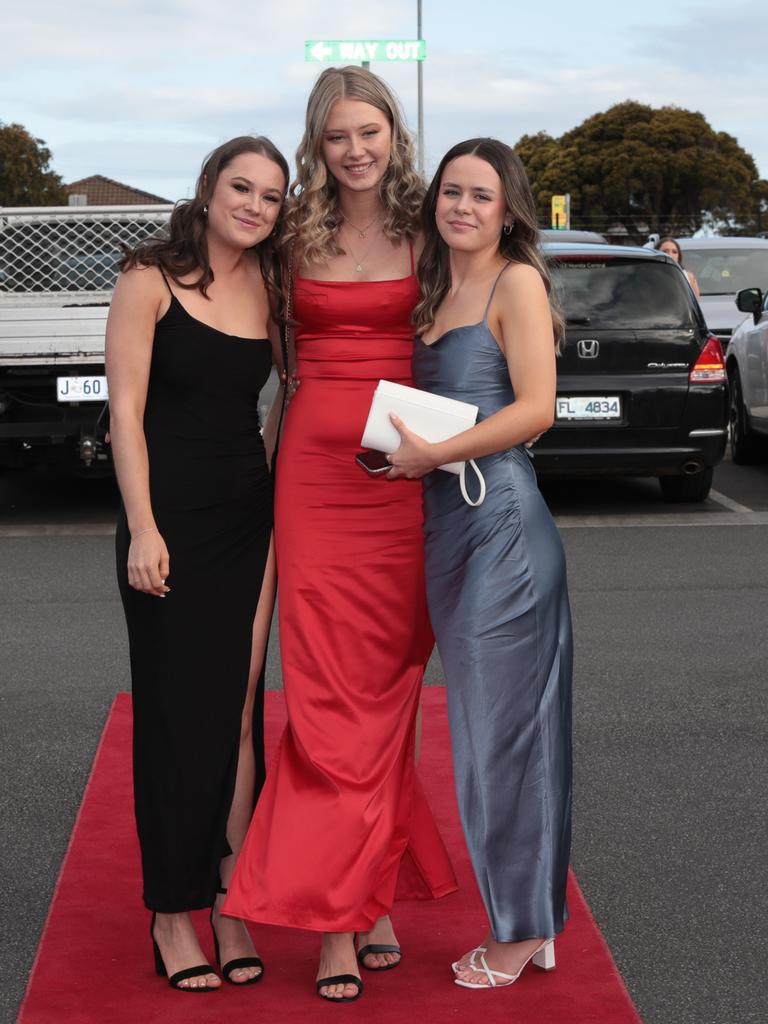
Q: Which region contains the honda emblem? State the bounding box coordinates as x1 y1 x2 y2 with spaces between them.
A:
577 339 599 359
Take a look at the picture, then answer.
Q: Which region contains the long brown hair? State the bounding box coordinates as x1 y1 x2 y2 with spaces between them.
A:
122 136 289 309
282 66 424 267
413 138 563 346
656 236 685 266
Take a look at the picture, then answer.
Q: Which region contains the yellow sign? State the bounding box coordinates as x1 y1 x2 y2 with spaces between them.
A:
551 194 570 230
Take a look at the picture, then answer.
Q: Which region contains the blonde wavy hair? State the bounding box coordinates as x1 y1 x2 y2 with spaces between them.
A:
281 66 424 267
413 138 564 348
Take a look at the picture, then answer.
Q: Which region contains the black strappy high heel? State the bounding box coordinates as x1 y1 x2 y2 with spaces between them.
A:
210 886 264 985
150 913 219 992
356 941 402 972
356 922 402 972
316 974 364 1003
316 934 364 1002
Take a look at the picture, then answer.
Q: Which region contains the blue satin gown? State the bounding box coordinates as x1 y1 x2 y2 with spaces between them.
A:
411 266 573 942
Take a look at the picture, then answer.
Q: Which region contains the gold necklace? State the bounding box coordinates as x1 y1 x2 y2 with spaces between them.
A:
340 211 382 239
341 223 382 274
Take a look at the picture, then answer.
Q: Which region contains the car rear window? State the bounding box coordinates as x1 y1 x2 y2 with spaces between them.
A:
550 259 698 330
680 249 768 295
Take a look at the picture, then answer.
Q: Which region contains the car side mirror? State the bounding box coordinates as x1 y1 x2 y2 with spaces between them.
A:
736 287 763 324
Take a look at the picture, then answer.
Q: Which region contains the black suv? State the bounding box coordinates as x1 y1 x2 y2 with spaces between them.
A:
534 243 728 502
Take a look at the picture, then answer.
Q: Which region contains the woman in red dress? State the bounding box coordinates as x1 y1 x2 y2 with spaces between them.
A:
224 67 456 1002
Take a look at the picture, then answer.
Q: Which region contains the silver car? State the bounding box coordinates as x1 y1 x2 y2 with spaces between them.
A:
678 237 768 350
726 286 768 462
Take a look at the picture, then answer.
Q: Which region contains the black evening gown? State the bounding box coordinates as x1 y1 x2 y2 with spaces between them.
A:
115 288 273 913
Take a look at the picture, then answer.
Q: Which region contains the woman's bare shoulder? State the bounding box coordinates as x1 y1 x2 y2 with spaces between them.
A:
109 264 168 322
496 261 546 300
115 263 167 295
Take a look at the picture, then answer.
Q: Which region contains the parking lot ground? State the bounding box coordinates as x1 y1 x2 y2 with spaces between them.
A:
2 455 767 1024
2 449 767 530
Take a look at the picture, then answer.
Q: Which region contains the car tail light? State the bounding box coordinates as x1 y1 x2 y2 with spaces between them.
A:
689 336 726 384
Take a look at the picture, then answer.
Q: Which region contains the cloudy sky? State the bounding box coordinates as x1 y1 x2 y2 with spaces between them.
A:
3 0 766 201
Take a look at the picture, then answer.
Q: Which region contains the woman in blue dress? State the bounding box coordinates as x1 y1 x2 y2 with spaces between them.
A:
387 138 573 991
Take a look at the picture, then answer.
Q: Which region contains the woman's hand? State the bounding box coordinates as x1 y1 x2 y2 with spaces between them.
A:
386 414 441 480
281 369 301 406
127 530 171 597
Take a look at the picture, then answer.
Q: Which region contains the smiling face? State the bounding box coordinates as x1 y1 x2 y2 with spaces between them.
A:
435 154 512 254
206 152 285 250
320 98 392 195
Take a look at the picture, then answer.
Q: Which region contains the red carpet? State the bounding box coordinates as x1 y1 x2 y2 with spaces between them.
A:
19 689 642 1023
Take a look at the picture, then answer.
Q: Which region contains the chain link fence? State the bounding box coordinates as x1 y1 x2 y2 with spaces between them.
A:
0 205 173 307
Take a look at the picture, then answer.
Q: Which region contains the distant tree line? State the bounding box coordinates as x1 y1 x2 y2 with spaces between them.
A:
3 106 767 241
516 101 768 242
0 122 67 206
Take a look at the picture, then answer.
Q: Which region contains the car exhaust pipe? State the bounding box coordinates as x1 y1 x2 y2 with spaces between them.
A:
681 460 703 475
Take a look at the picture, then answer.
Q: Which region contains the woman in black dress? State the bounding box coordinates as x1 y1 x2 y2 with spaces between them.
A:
105 136 288 991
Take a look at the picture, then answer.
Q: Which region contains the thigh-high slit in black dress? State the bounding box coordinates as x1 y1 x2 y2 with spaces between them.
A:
115 286 273 913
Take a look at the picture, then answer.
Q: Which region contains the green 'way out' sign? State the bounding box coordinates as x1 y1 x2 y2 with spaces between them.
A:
305 39 427 63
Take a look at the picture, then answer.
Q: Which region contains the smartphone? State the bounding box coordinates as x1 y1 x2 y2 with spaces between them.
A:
355 450 392 475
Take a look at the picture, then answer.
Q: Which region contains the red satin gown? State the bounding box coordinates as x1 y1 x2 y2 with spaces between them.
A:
225 263 457 932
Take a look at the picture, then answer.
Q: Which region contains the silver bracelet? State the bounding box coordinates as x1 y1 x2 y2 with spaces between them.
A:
131 526 158 540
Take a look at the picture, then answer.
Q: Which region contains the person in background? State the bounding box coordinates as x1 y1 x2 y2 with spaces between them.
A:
657 236 700 297
389 137 573 991
106 136 287 992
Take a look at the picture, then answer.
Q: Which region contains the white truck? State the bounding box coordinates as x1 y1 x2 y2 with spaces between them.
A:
0 204 172 471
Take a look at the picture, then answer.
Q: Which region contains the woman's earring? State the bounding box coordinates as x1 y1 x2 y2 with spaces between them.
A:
503 222 513 236
203 204 208 215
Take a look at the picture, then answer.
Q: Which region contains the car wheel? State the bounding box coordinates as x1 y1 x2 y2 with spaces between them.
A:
658 467 714 503
729 365 762 464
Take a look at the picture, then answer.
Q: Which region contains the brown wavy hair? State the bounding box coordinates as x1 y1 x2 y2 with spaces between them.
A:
656 236 685 266
121 136 289 310
282 66 424 267
413 138 564 347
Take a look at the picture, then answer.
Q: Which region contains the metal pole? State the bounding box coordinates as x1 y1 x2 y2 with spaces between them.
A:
417 0 424 176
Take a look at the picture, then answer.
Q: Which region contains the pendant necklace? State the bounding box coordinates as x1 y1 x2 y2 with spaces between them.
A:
342 222 382 274
341 211 382 239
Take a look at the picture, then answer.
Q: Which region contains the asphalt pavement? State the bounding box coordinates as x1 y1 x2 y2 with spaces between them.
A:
1 455 767 1024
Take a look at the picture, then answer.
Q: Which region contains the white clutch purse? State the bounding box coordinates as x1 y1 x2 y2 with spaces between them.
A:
360 379 486 506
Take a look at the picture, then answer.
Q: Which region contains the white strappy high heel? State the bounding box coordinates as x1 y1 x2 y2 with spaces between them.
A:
451 945 486 975
453 938 555 989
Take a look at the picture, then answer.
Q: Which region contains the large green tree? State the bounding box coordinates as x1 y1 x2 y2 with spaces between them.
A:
0 122 67 206
517 102 768 241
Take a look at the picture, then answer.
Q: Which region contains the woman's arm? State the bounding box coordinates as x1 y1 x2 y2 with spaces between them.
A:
389 263 556 477
105 267 170 596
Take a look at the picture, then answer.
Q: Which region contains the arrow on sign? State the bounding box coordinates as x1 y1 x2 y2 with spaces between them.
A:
308 41 333 61
305 38 427 63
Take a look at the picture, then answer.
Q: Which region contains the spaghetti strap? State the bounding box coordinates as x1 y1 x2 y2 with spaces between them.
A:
483 261 513 322
158 267 174 297
408 242 415 276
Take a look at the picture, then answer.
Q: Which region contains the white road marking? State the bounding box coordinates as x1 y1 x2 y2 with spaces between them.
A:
708 489 753 514
555 512 768 528
0 489 764 536
3 516 768 534
0 524 116 537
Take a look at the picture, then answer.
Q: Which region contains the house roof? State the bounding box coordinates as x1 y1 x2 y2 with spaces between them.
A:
65 174 171 205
